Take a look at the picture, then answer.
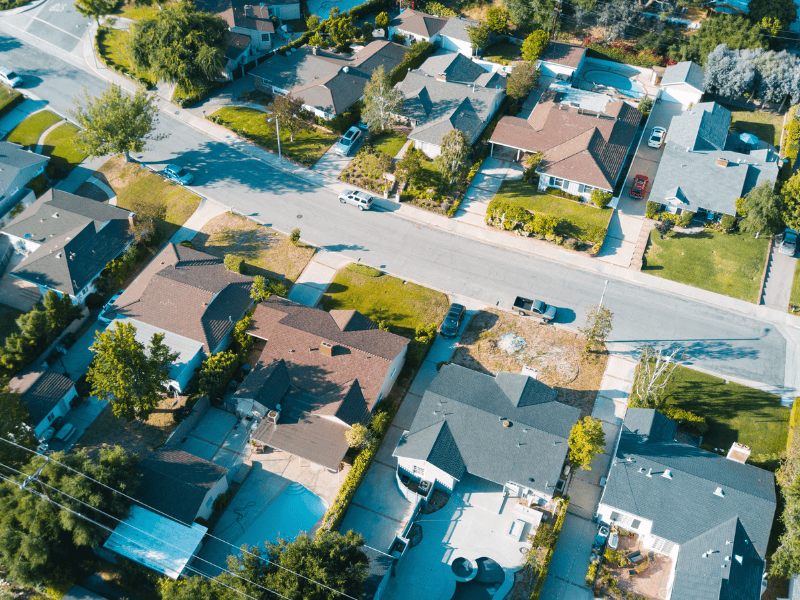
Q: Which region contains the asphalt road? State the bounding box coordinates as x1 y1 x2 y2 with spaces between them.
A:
0 23 793 392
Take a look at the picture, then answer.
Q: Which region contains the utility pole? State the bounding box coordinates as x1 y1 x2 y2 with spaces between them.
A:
550 0 562 40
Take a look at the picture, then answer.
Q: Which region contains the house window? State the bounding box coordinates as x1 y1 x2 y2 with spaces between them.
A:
552 177 564 188
610 511 620 522
631 519 641 530
47 414 54 422
261 33 270 41
413 465 425 478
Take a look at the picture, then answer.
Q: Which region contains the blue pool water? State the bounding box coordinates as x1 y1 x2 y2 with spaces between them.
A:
583 70 646 98
237 482 327 547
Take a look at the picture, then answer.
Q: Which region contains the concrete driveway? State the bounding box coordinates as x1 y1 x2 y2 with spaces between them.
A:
539 514 596 600
52 321 107 380
762 246 798 309
311 143 353 180
454 157 521 228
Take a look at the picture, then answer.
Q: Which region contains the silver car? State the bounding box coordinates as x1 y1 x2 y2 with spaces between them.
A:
335 127 362 156
338 189 373 210
0 67 22 88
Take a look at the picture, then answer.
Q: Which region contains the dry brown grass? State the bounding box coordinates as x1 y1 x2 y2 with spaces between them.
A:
73 396 188 460
451 309 607 417
195 212 315 283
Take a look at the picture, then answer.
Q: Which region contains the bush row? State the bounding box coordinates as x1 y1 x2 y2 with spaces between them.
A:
545 186 583 202
584 39 675 68
0 90 23 120
531 496 570 600
785 107 800 169
659 405 708 436
486 199 606 245
389 41 435 86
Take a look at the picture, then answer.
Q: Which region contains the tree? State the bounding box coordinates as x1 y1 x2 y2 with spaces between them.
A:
670 15 765 65
199 351 238 400
396 146 423 187
506 0 555 32
486 7 510 34
72 85 164 163
782 171 800 230
0 447 138 590
591 189 613 209
521 30 550 61
270 93 312 142
703 44 758 98
506 61 540 101
362 65 403 133
251 275 288 302
750 0 797 28
87 321 178 421
130 2 227 86
73 0 116 25
307 14 321 30
467 23 490 55
434 129 470 186
0 383 37 471
375 11 390 36
327 7 355 47
362 22 374 42
739 180 782 236
568 416 605 470
630 346 682 408
217 530 369 600
345 423 374 448
578 304 613 353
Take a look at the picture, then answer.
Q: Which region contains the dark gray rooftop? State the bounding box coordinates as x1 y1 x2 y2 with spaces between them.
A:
393 364 579 493
668 102 729 152
662 61 705 92
0 142 49 195
438 16 478 43
418 50 506 89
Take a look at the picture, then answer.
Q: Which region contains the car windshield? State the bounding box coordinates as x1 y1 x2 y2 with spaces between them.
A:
176 168 187 176
6 71 18 78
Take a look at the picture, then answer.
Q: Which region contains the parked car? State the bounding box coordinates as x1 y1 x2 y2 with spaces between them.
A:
592 524 610 552
163 164 194 185
335 126 362 156
778 229 798 256
629 174 649 199
648 126 666 148
338 189 373 210
513 296 557 323
0 67 22 88
98 290 125 323
54 423 76 442
440 303 466 338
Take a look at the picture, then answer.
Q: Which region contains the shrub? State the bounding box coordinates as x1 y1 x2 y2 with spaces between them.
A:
346 263 383 277
85 293 104 309
591 189 613 209
646 201 658 219
586 226 607 244
530 497 570 600
389 40 435 85
178 240 195 249
199 350 239 400
679 211 695 227
585 561 599 587
638 96 653 114
545 187 583 202
391 33 407 45
224 254 244 273
104 245 144 286
25 173 47 197
661 406 708 436
720 214 737 231
289 228 301 244
232 310 254 362
408 323 437 368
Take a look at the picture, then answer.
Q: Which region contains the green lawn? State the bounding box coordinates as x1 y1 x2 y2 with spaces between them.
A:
116 0 165 20
0 84 21 117
663 365 789 456
724 105 784 149
321 265 449 338
42 123 88 177
0 303 22 348
371 130 407 157
6 110 62 148
494 180 611 240
483 41 521 65
790 257 800 313
96 28 157 86
643 229 770 302
210 106 338 167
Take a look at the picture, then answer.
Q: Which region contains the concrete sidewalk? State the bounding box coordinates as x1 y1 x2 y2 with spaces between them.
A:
169 197 229 244
286 250 351 307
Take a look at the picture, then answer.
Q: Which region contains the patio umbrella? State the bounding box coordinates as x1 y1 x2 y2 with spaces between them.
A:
739 132 759 145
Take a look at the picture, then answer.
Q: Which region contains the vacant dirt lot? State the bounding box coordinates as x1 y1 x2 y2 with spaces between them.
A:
451 310 607 417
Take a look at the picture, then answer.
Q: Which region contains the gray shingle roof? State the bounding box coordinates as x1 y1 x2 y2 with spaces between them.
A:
9 367 75 425
438 16 478 43
5 190 133 296
0 141 48 196
601 408 776 559
393 364 579 493
539 42 586 69
361 546 393 600
418 50 506 89
390 9 448 39
662 61 705 92
669 102 729 151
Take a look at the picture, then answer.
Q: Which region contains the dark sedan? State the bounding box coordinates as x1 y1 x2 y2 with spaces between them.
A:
440 303 466 338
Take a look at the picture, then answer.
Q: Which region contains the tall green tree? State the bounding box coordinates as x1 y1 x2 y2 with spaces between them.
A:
782 171 800 230
199 351 238 401
467 23 491 55
578 304 613 353
0 447 138 590
739 179 782 235
486 7 510 34
568 416 606 470
750 0 797 28
0 382 37 471
375 11 390 37
327 7 355 47
521 30 550 61
72 85 165 162
43 290 82 335
270 93 312 142
396 145 423 187
506 61 540 101
434 128 470 186
130 2 228 86
87 321 178 421
506 0 555 33
670 15 766 65
74 0 116 25
362 65 403 133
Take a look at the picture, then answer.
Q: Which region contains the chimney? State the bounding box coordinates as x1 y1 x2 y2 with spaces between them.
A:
128 212 136 228
716 157 729 167
436 72 446 82
726 442 751 464
320 341 334 356
312 45 318 55
244 4 254 16
267 406 280 424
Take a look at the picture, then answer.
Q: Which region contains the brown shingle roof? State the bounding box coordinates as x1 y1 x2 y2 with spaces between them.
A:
135 449 228 524
225 31 251 61
490 90 641 190
9 368 75 425
540 42 586 69
110 244 253 353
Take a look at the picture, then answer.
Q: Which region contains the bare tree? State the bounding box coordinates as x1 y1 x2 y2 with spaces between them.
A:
631 346 684 408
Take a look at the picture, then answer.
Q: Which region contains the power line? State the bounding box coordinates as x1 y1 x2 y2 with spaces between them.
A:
0 437 360 600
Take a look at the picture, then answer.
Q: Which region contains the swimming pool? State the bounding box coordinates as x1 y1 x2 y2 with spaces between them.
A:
583 70 646 98
235 482 327 547
451 557 505 600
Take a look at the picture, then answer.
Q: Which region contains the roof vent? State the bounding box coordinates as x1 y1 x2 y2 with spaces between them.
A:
646 468 653 478
638 467 646 473
52 212 58 218
735 555 743 564
56 252 62 259
502 420 511 427
726 442 751 464
343 66 349 73
716 157 729 167
714 487 725 497
662 470 672 479
320 341 334 356
267 409 280 424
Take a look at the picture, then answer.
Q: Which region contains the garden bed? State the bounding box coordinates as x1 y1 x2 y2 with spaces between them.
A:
340 146 395 196
790 258 800 315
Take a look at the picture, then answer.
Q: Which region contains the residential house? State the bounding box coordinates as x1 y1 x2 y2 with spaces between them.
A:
195 0 300 52
224 31 254 80
104 505 208 579
238 296 409 471
395 50 506 158
388 9 477 56
597 408 776 600
135 448 230 524
648 102 779 220
392 363 580 504
489 83 641 200
252 40 408 120
9 367 78 438
2 189 134 304
660 61 705 106
0 141 49 227
537 41 586 80
106 243 253 383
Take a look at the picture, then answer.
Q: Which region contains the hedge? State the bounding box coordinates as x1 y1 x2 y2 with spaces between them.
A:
0 89 23 120
224 254 245 273
530 496 570 600
789 396 800 449
389 40 435 85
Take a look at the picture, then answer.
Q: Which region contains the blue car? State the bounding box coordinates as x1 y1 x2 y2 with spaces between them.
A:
335 127 362 156
163 164 194 185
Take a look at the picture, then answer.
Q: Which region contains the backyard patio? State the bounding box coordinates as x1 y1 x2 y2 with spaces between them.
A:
594 531 673 600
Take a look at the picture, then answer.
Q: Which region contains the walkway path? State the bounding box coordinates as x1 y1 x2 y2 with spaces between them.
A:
453 157 521 228
285 250 351 307
35 116 65 153
168 197 229 244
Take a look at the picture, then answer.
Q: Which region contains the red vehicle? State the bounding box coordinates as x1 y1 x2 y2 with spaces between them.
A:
630 174 649 199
